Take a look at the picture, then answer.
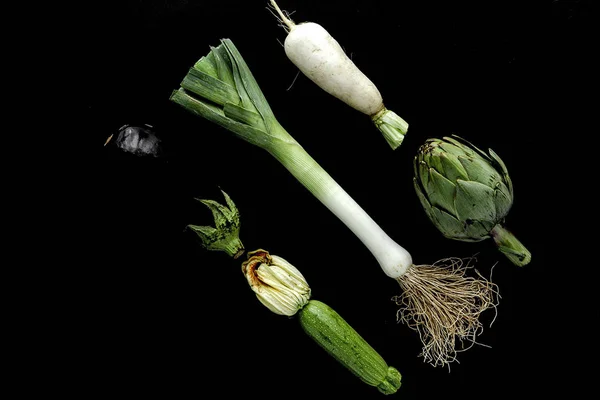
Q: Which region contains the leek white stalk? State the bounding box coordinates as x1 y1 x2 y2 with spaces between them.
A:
169 39 498 368
268 0 409 150
269 139 412 279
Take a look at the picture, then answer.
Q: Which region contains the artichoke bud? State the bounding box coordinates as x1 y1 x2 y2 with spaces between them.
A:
414 135 531 266
187 189 245 259
242 249 311 316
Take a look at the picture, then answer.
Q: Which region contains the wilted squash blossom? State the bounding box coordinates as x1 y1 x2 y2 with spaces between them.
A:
242 249 311 316
413 135 531 266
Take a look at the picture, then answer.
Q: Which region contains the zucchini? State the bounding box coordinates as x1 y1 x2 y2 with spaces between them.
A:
298 300 401 395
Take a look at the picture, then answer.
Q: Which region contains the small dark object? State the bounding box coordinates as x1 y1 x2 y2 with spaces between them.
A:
106 124 163 157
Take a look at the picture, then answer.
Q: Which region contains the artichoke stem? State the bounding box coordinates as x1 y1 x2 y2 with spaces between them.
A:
490 224 531 267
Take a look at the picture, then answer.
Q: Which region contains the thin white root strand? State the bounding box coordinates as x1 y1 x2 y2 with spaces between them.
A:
286 70 301 91
392 257 500 370
268 0 296 32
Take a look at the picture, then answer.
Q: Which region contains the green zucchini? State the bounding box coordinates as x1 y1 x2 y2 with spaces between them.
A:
298 300 401 395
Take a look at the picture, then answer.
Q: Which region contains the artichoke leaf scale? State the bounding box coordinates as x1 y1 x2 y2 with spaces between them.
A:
488 148 510 175
414 178 468 239
414 178 432 209
428 168 458 216
494 182 513 219
431 206 473 240
438 140 469 158
489 148 513 195
459 156 503 188
417 160 431 191
455 180 497 232
464 220 491 240
426 149 445 175
414 179 445 228
445 135 489 160
439 152 469 182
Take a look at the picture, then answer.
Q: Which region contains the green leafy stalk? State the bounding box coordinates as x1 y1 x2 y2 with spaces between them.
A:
371 108 409 150
170 39 345 200
171 40 278 148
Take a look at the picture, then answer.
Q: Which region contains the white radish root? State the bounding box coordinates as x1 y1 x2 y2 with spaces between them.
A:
269 0 409 150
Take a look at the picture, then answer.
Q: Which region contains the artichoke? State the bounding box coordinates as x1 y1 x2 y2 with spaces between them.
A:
413 135 531 266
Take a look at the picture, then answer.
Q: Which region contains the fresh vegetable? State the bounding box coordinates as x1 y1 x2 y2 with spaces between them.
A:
414 135 531 266
299 300 401 394
187 189 245 259
268 0 408 150
242 249 401 395
169 39 498 367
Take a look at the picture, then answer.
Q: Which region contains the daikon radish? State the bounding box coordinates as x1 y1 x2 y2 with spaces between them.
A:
269 0 409 150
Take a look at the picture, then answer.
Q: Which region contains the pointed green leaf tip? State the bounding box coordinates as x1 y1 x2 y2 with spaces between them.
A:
187 190 245 259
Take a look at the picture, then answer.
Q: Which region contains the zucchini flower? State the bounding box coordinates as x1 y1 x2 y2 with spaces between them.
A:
187 189 245 259
241 249 310 316
414 135 531 267
241 249 401 395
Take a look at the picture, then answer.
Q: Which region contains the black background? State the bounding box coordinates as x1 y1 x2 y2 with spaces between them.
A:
76 0 595 398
